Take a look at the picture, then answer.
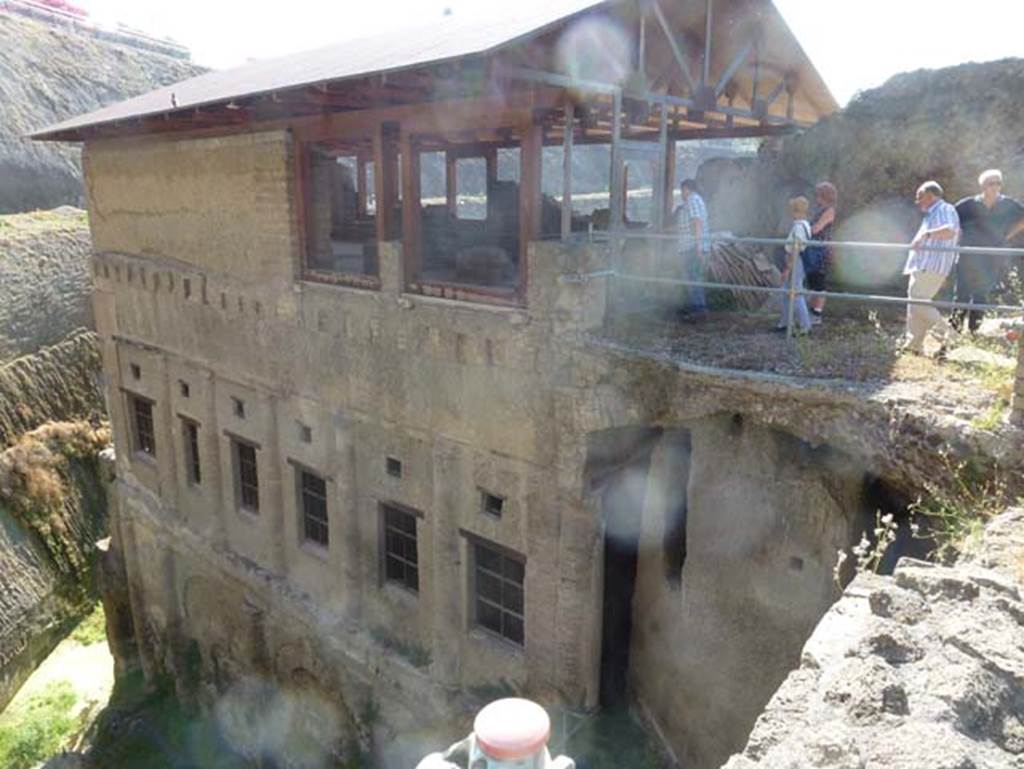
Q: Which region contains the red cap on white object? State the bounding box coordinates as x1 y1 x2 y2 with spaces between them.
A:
474 698 551 760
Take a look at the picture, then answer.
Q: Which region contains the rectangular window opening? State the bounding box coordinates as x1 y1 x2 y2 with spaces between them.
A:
232 397 245 419
417 144 518 295
182 419 201 485
473 540 525 646
233 439 260 513
299 469 329 548
130 363 141 380
179 380 190 398
129 395 156 457
304 144 380 281
381 503 419 593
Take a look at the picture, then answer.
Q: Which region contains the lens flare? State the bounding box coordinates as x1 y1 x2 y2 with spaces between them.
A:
556 16 633 88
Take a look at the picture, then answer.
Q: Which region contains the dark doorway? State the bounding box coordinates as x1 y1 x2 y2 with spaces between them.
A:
597 449 652 708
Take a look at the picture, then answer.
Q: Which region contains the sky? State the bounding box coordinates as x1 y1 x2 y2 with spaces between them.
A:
79 0 1021 106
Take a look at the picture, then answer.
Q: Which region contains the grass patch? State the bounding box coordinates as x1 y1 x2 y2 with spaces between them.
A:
70 602 106 646
0 680 78 769
369 627 432 669
909 453 1020 563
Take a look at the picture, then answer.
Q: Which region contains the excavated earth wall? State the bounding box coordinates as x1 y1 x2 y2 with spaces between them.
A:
0 208 93 358
0 10 203 213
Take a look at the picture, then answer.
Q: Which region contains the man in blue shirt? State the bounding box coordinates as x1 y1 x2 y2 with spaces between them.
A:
675 179 710 321
903 180 960 358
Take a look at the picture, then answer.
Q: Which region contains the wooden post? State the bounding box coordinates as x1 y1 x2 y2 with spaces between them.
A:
664 137 677 227
400 131 421 285
445 150 458 215
356 155 368 218
519 121 543 298
1012 332 1024 427
373 123 398 242
561 103 574 242
484 147 498 221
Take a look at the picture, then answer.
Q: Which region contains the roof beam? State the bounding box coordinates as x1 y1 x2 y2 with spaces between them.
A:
714 37 756 99
652 1 696 94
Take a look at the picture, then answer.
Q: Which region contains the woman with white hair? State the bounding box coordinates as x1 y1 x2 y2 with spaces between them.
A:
953 169 1024 333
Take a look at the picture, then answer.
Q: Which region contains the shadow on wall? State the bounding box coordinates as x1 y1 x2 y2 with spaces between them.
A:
581 415 917 769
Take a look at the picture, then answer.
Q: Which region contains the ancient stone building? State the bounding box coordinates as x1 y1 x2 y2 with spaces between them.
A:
32 2 977 767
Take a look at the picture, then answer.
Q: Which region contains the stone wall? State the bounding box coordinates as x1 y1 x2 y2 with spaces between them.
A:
722 507 1024 769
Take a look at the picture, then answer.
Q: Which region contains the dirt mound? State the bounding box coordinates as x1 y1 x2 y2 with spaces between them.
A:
0 207 92 359
0 11 204 213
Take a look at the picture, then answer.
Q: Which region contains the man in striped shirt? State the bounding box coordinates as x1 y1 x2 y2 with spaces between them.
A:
903 180 960 357
676 179 710 320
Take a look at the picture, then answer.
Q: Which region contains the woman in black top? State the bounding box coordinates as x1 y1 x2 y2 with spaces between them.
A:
803 182 837 322
953 169 1024 333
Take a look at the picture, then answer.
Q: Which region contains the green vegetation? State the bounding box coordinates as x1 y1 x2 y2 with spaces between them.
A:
70 602 107 646
560 708 666 769
369 627 432 669
0 680 78 769
909 453 1017 563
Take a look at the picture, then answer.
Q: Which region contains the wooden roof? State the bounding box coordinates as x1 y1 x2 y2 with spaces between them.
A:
32 0 837 142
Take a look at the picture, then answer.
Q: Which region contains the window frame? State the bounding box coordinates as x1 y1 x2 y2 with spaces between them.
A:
469 536 525 647
181 417 201 486
128 393 156 458
297 467 329 549
379 501 421 594
231 437 260 514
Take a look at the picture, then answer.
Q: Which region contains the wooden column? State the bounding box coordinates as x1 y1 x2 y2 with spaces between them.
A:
561 103 574 242
356 155 368 218
519 122 543 298
484 147 498 221
373 123 398 242
400 130 421 285
445 150 458 215
663 130 677 227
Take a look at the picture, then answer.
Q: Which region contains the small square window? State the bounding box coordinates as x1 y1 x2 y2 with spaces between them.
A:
130 363 141 380
179 380 190 398
183 278 192 298
481 490 504 518
299 423 313 444
386 457 402 478
232 397 245 419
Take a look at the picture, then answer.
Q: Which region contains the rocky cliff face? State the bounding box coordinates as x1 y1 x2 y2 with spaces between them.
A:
0 10 203 213
722 507 1024 769
0 208 93 358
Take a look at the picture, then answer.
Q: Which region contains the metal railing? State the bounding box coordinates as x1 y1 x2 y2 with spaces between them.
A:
567 230 1024 427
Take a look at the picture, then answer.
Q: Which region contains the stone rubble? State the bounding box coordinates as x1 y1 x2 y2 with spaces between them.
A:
722 508 1024 769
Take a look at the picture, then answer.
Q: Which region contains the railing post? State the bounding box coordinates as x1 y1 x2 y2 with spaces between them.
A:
1012 330 1024 427
785 247 798 339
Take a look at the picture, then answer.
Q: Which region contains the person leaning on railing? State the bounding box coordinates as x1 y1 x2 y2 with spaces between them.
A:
675 178 711 323
902 181 961 359
952 169 1024 334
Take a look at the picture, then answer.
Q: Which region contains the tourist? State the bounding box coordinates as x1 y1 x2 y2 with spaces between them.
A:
902 181 960 358
676 179 710 321
775 196 813 335
803 181 837 323
952 169 1024 333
